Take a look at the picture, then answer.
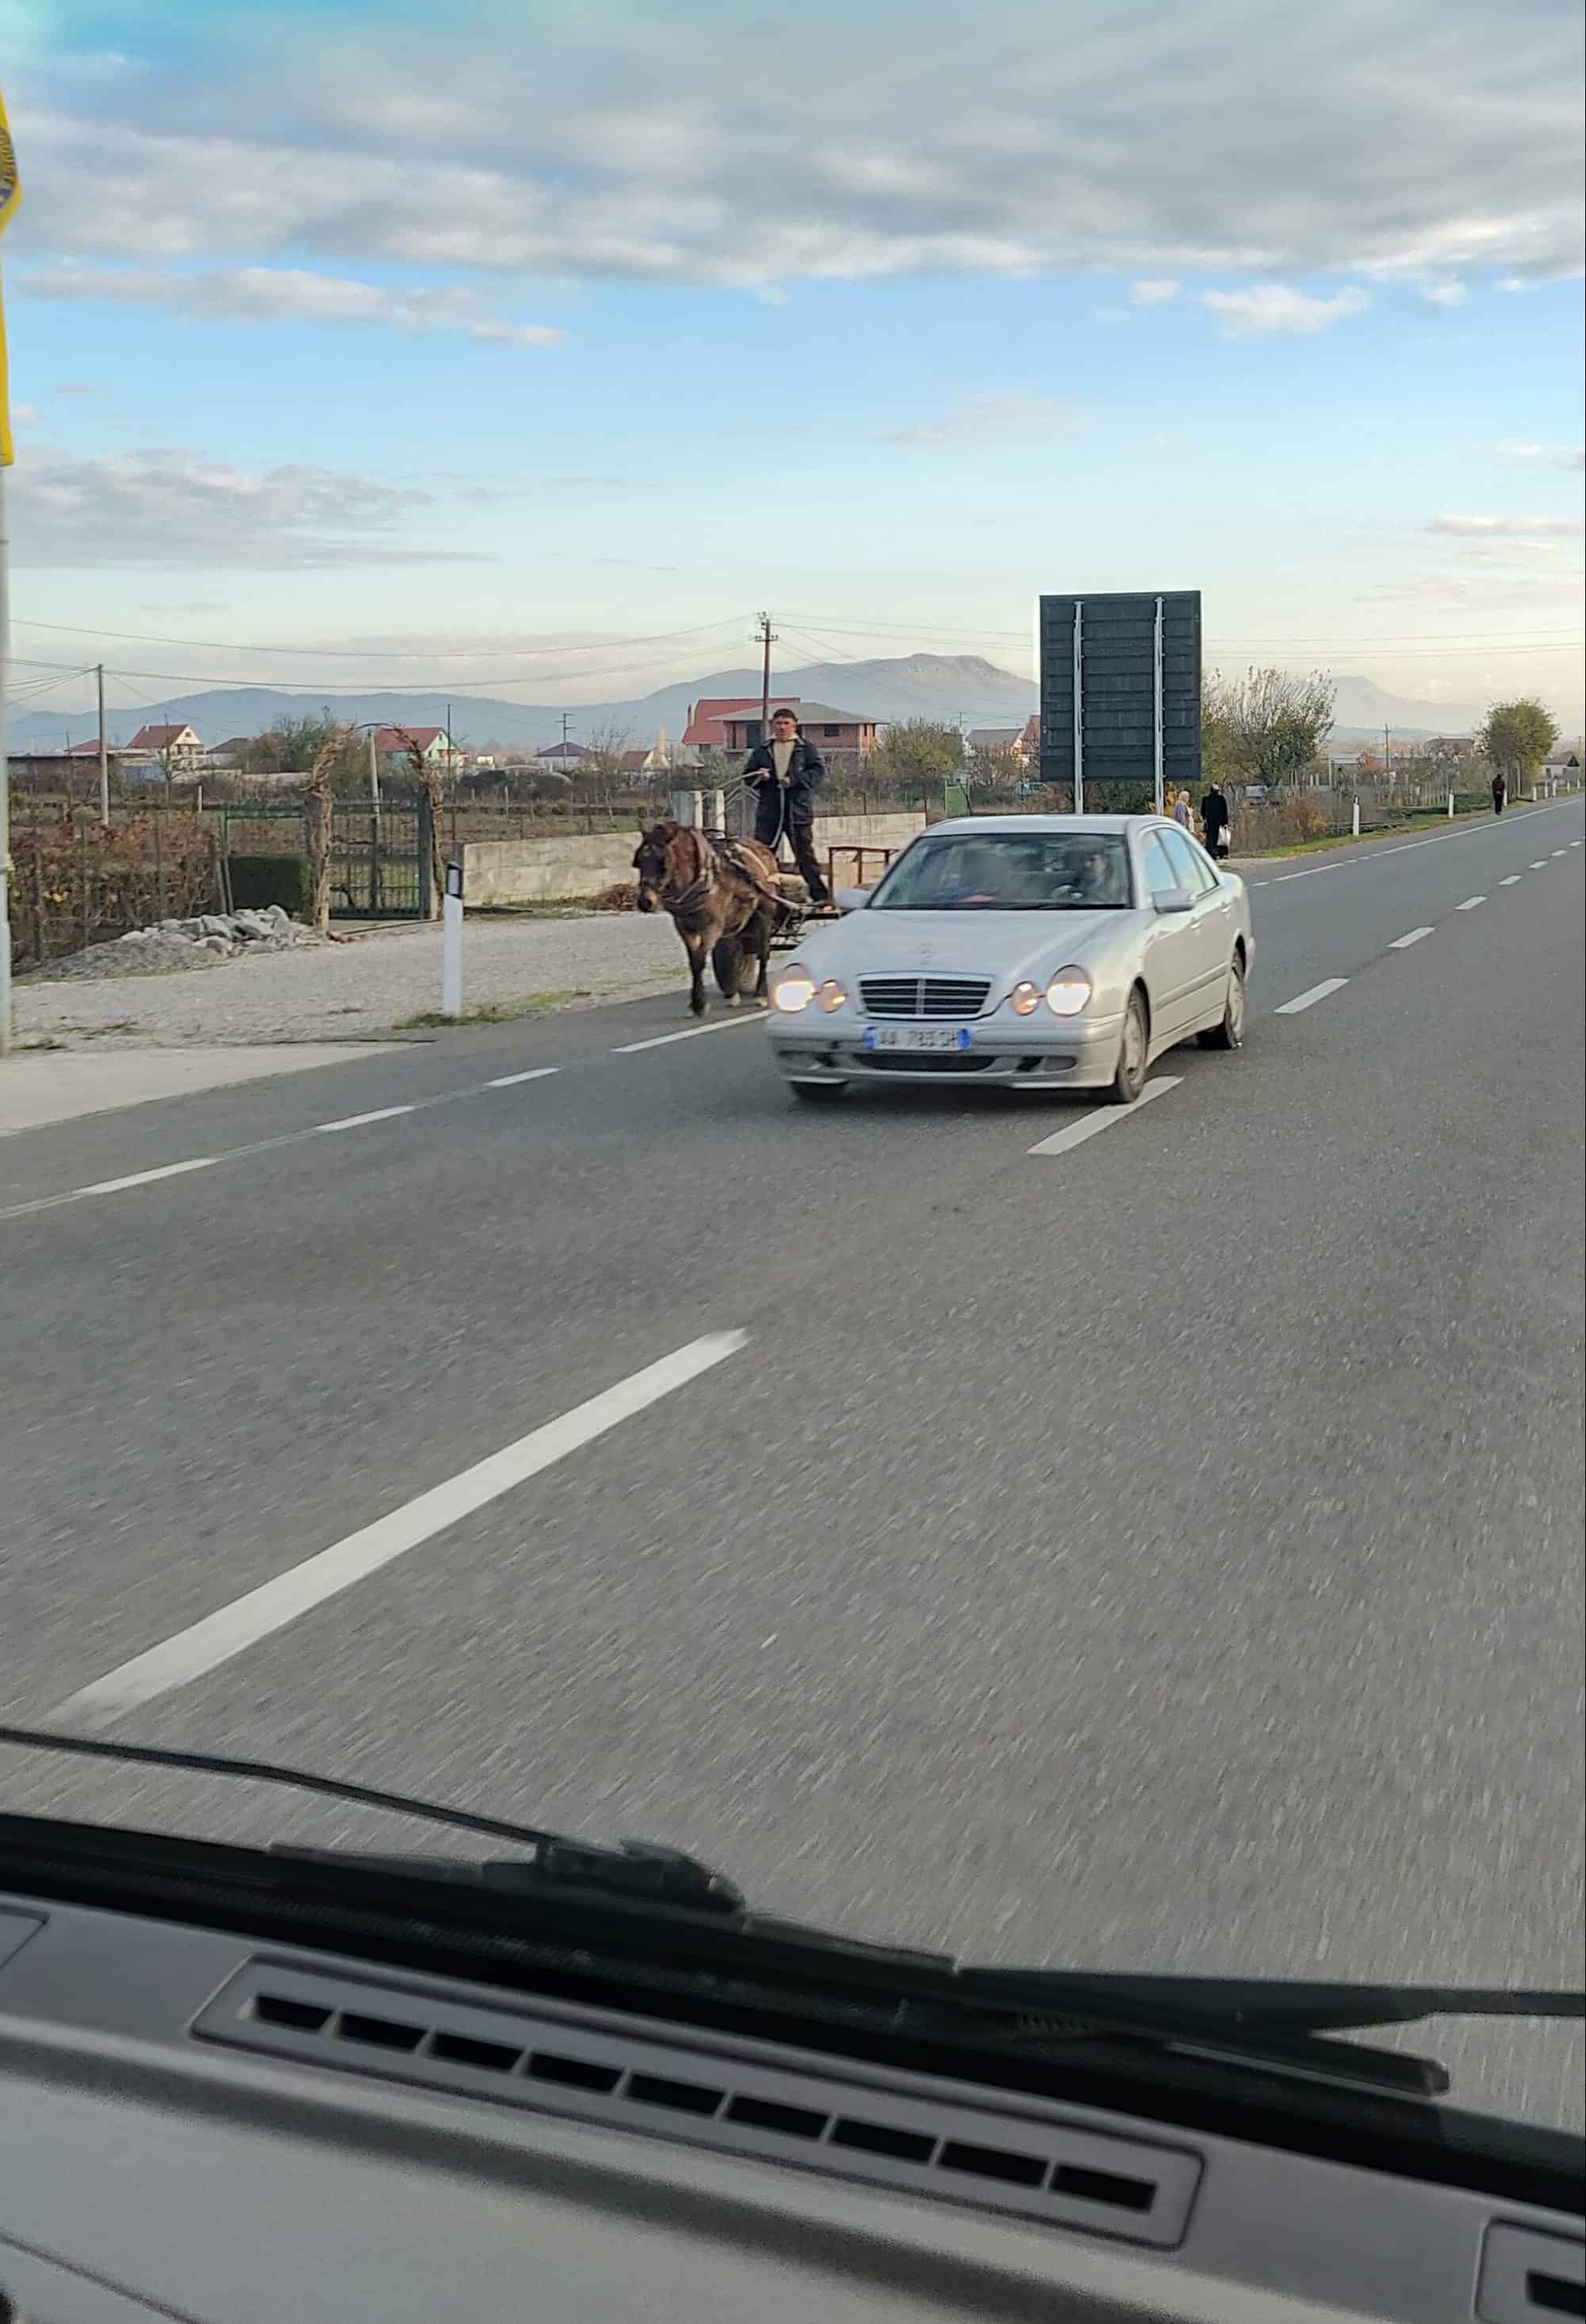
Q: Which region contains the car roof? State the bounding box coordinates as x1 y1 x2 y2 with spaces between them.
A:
921 814 1173 837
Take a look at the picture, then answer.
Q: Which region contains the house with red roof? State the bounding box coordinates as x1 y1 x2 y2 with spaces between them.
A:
680 696 799 755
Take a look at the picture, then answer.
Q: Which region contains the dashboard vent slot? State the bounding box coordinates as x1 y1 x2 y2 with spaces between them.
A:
195 1962 1201 2249
1478 2226 1586 2324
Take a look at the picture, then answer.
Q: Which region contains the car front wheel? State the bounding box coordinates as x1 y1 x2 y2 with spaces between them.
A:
1107 991 1150 1104
1199 955 1247 1051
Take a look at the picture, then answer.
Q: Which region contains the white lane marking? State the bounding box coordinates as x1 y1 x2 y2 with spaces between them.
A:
1273 977 1348 1015
1572 840 1583 848
52 1330 749 1728
484 1067 561 1089
1551 848 1568 857
1268 801 1571 884
614 1014 766 1054
1530 860 1548 869
1389 927 1434 950
1457 895 1485 911
1027 1076 1181 1156
312 1105 416 1135
79 1156 219 1198
1500 876 1523 887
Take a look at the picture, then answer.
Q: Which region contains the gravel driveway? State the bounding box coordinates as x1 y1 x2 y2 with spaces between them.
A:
16 915 690 1048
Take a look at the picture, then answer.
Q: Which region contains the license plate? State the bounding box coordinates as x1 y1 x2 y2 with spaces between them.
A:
862 1026 973 1053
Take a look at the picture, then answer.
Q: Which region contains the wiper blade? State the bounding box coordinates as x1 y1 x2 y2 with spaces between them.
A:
0 1722 742 1914
953 1968 1586 2038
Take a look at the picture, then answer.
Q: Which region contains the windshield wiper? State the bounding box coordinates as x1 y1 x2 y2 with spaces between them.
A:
0 1721 744 1914
5 1724 1580 2103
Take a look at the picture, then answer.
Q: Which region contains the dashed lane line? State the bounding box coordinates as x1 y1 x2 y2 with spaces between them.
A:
1457 895 1486 911
612 1015 768 1054
49 1329 750 1728
1255 800 1576 888
1274 977 1349 1015
1027 1075 1181 1156
311 1105 417 1135
1389 927 1435 950
1500 876 1523 887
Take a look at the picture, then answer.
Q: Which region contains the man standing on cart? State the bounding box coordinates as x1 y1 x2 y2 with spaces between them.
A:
742 707 831 904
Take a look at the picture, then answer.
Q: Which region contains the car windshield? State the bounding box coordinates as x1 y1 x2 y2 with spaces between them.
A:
872 832 1132 910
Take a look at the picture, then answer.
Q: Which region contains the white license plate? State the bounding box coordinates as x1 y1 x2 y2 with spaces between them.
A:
863 1025 972 1053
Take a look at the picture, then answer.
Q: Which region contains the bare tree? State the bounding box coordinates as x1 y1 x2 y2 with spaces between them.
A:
301 728 351 933
394 728 448 917
1204 668 1336 794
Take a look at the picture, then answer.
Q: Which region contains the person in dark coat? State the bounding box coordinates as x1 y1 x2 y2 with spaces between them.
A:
741 707 830 903
1199 780 1231 858
1491 769 1507 815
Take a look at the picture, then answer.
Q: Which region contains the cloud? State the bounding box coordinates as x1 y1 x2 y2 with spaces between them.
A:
1201 284 1370 335
888 393 1084 447
1130 279 1180 304
10 2 1581 288
9 447 488 569
19 265 564 343
1419 282 1467 307
1497 438 1585 469
1431 512 1584 538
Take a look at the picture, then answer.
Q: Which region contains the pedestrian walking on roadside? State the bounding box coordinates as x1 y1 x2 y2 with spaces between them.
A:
1491 769 1507 816
1171 788 1193 827
742 706 831 903
1200 780 1231 860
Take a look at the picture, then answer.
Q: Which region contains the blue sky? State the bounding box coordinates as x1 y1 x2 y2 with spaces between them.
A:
3 0 1582 728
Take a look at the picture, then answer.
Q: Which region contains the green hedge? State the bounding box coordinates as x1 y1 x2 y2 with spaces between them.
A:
227 854 313 915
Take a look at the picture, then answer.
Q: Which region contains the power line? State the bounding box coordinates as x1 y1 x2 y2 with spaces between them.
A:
8 612 757 660
784 609 1584 650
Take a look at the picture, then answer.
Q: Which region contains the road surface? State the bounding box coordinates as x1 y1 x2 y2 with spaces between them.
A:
3 801 1582 2128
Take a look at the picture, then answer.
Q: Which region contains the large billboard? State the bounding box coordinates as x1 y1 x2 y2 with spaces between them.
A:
1038 591 1201 811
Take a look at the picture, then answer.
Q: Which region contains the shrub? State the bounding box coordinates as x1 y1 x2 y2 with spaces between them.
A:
594 880 638 911
227 854 313 915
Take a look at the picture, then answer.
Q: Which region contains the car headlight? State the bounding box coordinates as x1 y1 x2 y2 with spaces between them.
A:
1044 967 1092 1017
772 969 816 1014
817 979 849 1013
1009 980 1041 1016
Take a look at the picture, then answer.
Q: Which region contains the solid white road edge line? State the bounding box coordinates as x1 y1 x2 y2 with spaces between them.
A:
1273 977 1349 1015
1027 1076 1181 1156
1389 928 1434 950
1267 799 1573 885
614 1015 767 1053
1457 895 1486 910
51 1329 750 1729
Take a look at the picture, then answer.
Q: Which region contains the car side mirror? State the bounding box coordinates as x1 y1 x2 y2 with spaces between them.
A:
1153 887 1193 915
833 887 871 913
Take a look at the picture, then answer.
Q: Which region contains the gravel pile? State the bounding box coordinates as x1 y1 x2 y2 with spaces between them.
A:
15 911 689 1046
30 906 325 984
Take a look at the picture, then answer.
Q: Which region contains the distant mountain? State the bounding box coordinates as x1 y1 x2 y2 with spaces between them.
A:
1326 675 1484 742
6 651 1492 755
7 653 1038 754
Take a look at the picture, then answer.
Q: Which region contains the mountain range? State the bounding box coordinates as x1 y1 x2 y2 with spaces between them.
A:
9 652 1488 754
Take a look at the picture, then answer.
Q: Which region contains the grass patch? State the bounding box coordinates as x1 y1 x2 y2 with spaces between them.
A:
395 990 594 1029
1239 807 1496 861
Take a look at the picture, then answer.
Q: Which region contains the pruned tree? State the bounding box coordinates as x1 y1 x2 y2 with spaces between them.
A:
1204 667 1336 794
300 727 351 932
238 715 366 793
393 727 448 916
1477 698 1559 788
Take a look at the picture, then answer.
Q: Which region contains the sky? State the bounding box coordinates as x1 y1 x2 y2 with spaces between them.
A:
2 0 1582 731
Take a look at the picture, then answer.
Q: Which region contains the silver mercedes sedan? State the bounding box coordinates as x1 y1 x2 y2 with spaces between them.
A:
766 815 1253 1104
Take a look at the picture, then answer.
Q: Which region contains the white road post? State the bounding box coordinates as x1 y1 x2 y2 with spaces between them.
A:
441 857 464 1019
1352 796 1360 838
1447 789 1455 819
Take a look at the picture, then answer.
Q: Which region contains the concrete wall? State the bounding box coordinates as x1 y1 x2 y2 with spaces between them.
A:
462 809 927 905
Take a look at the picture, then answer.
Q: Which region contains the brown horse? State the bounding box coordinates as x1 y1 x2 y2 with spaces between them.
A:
632 820 787 1017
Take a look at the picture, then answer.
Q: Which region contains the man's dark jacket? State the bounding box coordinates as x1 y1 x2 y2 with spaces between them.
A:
741 734 826 824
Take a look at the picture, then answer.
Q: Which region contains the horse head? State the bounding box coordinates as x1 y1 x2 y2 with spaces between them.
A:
631 819 681 914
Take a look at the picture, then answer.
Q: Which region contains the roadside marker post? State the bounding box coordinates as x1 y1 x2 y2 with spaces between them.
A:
1447 790 1455 819
1351 797 1360 838
442 860 464 1019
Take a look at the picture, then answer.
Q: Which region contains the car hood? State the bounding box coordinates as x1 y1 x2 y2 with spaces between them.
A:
793 907 1131 988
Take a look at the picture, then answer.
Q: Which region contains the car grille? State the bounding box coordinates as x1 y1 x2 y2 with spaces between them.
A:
859 976 993 1019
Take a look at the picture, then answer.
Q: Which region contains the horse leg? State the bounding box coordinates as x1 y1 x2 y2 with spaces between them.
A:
713 930 741 1007
681 924 708 1017
751 905 772 1005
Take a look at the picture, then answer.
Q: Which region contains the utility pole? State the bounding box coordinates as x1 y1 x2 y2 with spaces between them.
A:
756 611 777 734
1383 725 1392 784
96 662 109 826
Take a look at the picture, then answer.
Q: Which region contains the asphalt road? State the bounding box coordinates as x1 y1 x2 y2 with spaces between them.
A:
3 800 1583 2130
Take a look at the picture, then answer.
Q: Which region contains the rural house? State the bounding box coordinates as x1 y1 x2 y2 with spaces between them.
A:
371 724 454 765
126 722 205 771
718 702 879 775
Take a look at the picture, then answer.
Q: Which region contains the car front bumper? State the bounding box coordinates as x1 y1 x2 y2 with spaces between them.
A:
768 1007 1128 1089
